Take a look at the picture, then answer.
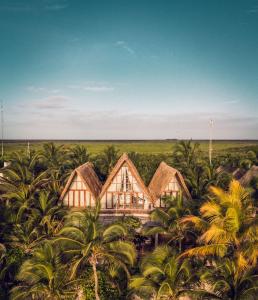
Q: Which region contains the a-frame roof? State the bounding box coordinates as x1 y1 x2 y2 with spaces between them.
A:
60 162 102 201
148 162 191 200
99 153 152 201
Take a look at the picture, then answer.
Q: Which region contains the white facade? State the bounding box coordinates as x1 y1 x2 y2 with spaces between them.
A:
100 163 152 210
62 174 95 208
154 176 181 208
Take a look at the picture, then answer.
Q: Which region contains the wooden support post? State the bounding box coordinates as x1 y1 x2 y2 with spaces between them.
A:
155 233 159 248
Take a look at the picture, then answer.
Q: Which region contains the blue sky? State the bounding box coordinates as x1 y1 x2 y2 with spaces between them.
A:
0 0 258 139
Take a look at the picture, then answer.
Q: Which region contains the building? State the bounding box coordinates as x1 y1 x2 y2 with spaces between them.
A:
60 153 191 223
148 161 192 208
60 162 102 208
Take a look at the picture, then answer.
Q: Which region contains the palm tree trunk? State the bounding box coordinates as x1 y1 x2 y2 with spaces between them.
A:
90 255 100 300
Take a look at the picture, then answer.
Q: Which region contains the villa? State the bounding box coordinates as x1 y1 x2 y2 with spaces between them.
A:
60 153 191 223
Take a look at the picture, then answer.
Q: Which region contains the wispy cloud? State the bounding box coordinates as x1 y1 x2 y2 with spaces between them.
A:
246 5 258 14
19 95 70 110
26 86 60 94
115 41 135 55
7 106 258 139
0 1 68 12
0 3 32 12
223 100 240 104
68 82 114 92
45 0 69 11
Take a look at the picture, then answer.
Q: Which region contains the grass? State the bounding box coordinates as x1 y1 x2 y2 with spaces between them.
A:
3 140 258 156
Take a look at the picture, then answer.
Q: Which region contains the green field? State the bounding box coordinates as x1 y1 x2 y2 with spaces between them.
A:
3 140 258 156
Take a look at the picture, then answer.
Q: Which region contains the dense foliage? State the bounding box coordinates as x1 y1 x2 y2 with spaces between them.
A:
0 142 257 299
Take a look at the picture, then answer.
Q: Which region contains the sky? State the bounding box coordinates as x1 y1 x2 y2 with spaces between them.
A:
0 0 258 140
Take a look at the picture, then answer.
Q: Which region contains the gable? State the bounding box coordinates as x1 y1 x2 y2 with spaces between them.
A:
106 163 144 193
62 173 95 207
100 156 152 210
164 176 180 192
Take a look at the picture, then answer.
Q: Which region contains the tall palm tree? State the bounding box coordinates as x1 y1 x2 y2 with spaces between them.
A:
8 221 43 255
10 242 78 300
200 258 258 300
30 191 66 237
143 194 192 253
68 145 91 169
39 142 70 192
130 245 192 300
173 140 201 171
54 202 136 300
98 145 119 176
181 180 258 269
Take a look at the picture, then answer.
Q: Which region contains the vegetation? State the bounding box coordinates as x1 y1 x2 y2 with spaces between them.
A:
0 141 257 299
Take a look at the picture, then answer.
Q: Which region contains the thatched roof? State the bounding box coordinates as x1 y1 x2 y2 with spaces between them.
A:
148 162 191 200
60 162 102 201
239 165 258 187
99 153 152 201
216 166 245 180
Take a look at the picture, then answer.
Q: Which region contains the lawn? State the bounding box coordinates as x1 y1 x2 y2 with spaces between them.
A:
3 140 258 156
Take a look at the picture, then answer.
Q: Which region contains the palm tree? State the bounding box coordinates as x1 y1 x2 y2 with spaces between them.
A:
173 140 201 172
181 180 258 269
98 145 119 176
130 245 192 300
54 202 136 300
200 258 258 300
10 242 78 300
68 145 91 169
30 191 66 237
8 222 43 254
143 194 192 253
39 142 70 192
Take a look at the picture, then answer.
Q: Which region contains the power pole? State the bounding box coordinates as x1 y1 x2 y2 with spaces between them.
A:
27 140 30 156
209 119 214 166
1 100 4 158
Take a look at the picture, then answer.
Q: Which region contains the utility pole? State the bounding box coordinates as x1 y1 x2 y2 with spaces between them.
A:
1 100 4 158
209 119 214 166
27 140 30 157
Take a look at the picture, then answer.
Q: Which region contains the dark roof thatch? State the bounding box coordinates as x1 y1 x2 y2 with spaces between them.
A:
60 162 102 201
216 166 246 180
239 165 258 187
148 162 191 200
99 153 152 201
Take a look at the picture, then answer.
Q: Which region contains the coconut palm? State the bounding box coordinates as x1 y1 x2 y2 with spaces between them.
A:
8 221 44 254
181 180 258 269
186 162 221 200
98 145 119 176
54 202 136 300
143 194 192 253
130 245 192 300
173 140 201 172
10 242 78 300
68 145 91 169
200 258 258 300
30 191 66 237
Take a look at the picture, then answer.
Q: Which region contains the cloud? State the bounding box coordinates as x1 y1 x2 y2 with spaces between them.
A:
0 1 68 12
246 6 258 14
45 2 69 11
7 108 258 140
19 95 70 110
68 82 114 92
0 3 32 12
26 86 60 94
223 100 240 104
115 41 135 55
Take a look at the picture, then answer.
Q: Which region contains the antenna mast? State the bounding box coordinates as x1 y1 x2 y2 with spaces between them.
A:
209 119 214 166
1 101 4 158
27 140 30 156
